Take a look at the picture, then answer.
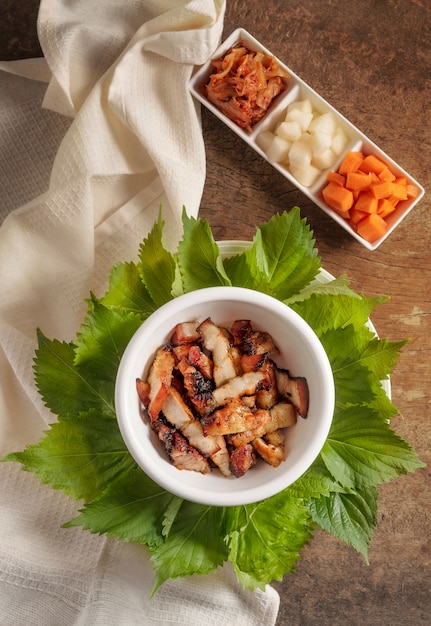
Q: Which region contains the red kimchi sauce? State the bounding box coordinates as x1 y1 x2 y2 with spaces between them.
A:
205 42 289 132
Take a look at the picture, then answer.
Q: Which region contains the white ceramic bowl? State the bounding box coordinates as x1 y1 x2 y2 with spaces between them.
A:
115 286 335 506
189 28 425 250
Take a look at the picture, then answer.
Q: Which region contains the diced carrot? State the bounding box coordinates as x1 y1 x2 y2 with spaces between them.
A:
345 171 372 192
322 182 354 215
356 213 388 243
325 150 420 245
390 181 408 201
378 166 396 182
406 183 420 198
349 208 369 226
358 153 387 175
377 198 397 219
387 196 400 206
371 180 393 199
327 170 345 186
354 190 378 214
338 151 364 175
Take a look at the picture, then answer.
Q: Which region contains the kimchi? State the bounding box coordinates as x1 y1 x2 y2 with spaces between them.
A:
205 42 289 132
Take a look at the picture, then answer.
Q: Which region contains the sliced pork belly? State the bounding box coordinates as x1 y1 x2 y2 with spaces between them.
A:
226 425 268 448
226 401 296 447
252 435 285 467
275 367 309 418
136 377 150 408
145 345 175 420
170 321 200 345
254 358 279 410
230 443 257 477
152 418 209 474
264 429 285 446
187 344 214 380
240 352 267 373
172 344 192 362
162 387 220 457
211 370 266 407
210 436 231 477
267 401 297 430
230 319 279 357
242 329 280 357
198 317 237 386
201 399 269 437
230 319 252 346
176 357 216 416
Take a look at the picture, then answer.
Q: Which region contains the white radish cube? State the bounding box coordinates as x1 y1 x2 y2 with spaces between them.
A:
266 135 291 163
256 130 275 152
331 127 348 155
310 130 332 156
288 136 312 169
285 107 313 132
276 120 302 142
309 112 338 135
311 147 336 170
287 98 313 114
289 163 321 187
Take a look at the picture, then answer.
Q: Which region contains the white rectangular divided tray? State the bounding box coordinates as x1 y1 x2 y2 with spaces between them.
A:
189 28 425 250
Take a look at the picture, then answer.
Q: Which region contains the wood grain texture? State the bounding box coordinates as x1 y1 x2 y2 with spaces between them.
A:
201 4 431 624
1 2 430 624
0 0 42 59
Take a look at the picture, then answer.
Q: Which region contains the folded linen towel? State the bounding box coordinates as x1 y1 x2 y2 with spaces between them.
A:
0 1 280 624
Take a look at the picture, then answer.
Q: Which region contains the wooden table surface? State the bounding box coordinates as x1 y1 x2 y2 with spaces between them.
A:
1 2 430 625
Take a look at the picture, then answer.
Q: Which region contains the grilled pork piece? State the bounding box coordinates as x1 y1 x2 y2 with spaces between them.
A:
226 402 296 448
210 436 231 477
162 388 220 457
212 370 266 407
231 319 279 357
198 317 237 386
172 344 191 362
171 321 200 345
146 345 175 420
226 425 268 448
201 399 269 437
252 435 285 467
264 429 285 446
254 358 279 409
243 330 280 357
275 367 309 418
240 352 267 373
230 319 252 346
187 344 214 380
267 401 297 430
241 394 257 408
152 418 209 474
136 378 150 408
230 443 257 477
176 358 216 415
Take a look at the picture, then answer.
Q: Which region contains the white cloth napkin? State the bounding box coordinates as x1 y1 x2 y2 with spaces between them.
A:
0 1 280 624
